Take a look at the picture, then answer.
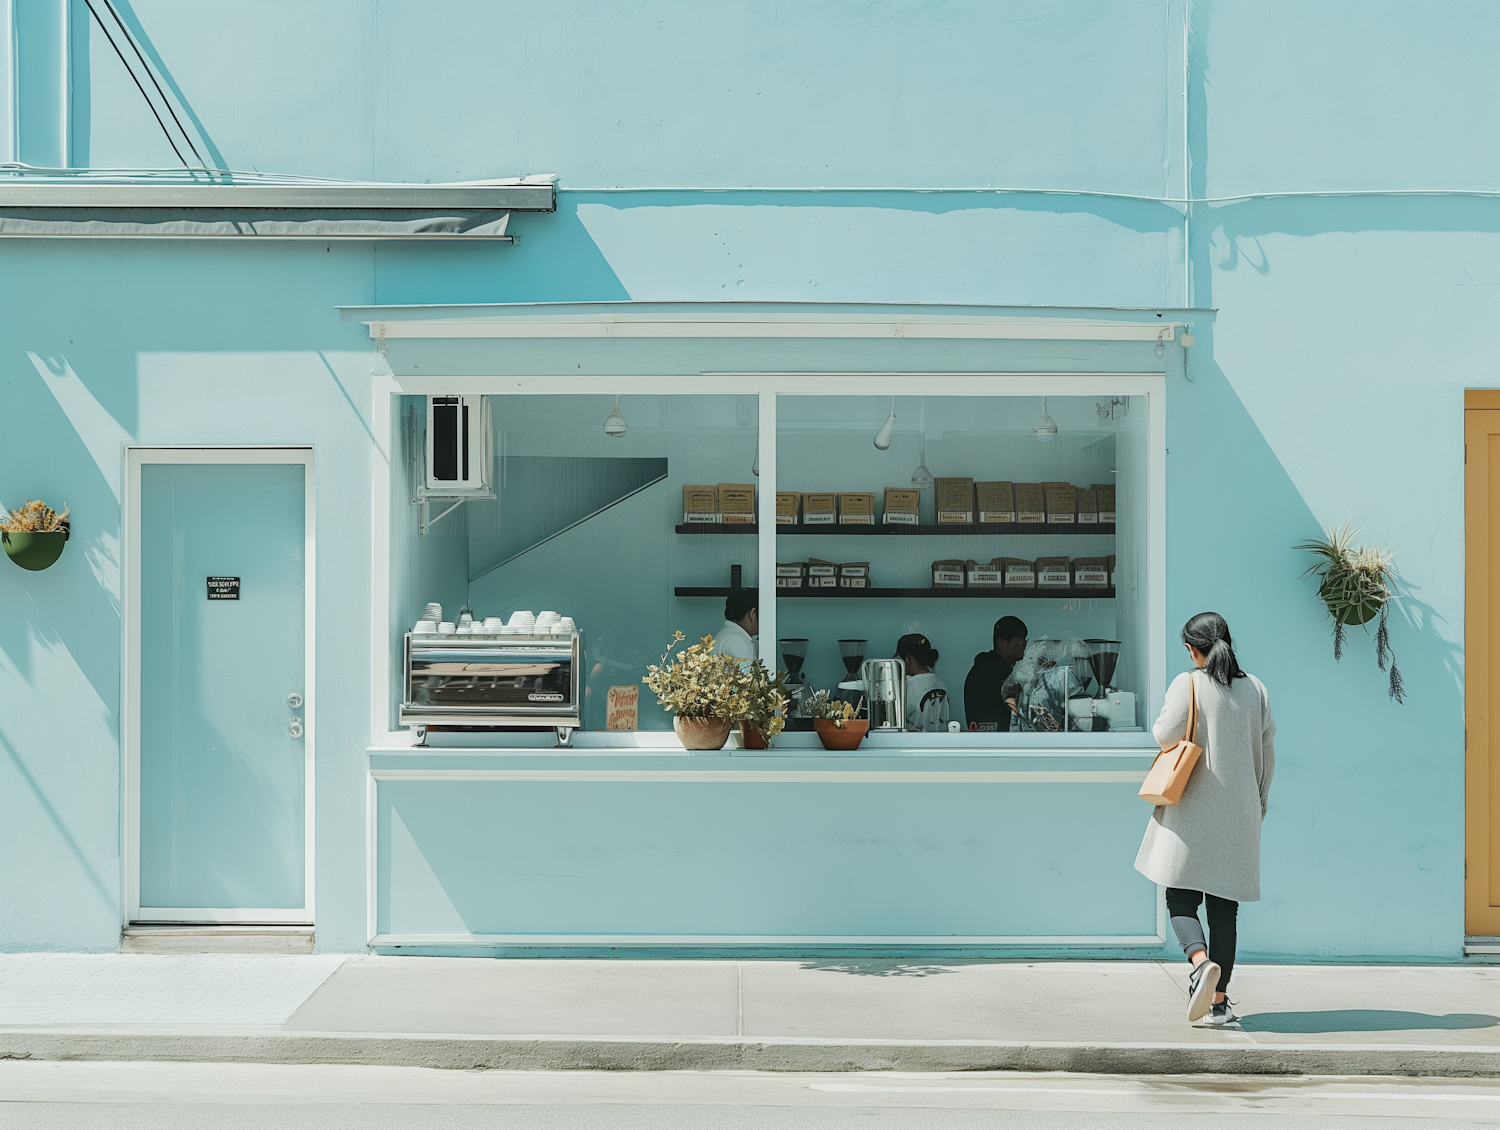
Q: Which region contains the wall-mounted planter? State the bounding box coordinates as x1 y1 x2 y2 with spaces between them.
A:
3 524 69 571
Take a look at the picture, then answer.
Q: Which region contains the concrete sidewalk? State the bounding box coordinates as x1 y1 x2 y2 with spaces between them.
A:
2 954 1499 1076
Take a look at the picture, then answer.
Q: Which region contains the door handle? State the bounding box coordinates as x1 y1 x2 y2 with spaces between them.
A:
288 719 304 738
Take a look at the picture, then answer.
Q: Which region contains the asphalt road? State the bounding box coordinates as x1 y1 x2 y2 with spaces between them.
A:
1 1062 1499 1128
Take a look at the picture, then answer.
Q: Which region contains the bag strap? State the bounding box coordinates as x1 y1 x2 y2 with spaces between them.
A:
1185 672 1199 744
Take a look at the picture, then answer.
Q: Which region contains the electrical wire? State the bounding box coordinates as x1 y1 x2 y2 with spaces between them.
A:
98 0 207 169
79 0 189 169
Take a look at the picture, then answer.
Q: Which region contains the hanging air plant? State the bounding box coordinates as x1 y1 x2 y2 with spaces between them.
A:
1295 524 1404 703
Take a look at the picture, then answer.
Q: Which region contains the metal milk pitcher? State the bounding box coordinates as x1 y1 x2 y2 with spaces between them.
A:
861 657 906 731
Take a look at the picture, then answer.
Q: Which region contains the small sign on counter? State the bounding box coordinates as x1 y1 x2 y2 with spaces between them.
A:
206 576 240 600
607 685 639 731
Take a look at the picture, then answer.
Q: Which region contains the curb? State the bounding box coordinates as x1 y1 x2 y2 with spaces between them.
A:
3 1032 1500 1077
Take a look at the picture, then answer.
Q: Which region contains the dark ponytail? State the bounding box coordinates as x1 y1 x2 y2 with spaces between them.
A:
896 633 940 671
1181 612 1244 688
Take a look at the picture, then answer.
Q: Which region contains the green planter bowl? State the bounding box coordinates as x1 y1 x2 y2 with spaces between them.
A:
3 528 68 571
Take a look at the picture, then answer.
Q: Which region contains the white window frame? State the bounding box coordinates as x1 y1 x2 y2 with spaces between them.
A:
122 446 317 926
370 372 1166 744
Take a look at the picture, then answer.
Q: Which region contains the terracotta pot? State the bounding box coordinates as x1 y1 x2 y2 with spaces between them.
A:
674 716 732 750
814 718 869 751
2 528 68 572
739 721 771 749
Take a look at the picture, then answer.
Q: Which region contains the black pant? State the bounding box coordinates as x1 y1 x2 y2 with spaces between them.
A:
1165 887 1238 993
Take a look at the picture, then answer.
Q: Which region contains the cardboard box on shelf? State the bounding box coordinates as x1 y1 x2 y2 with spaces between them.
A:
838 492 876 525
1000 557 1036 588
976 481 1016 524
682 485 719 523
1074 557 1110 587
719 483 756 524
802 492 837 525
1037 556 1072 587
776 492 800 525
932 559 967 587
883 487 920 525
1045 484 1077 524
1093 483 1117 523
1077 488 1099 524
775 561 806 589
807 559 838 587
1014 483 1046 524
967 558 1004 587
935 478 975 524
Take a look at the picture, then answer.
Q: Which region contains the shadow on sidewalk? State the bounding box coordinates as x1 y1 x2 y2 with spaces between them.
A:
1238 1010 1499 1033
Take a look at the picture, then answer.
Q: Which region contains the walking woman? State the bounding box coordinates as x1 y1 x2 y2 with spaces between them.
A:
1135 613 1275 1027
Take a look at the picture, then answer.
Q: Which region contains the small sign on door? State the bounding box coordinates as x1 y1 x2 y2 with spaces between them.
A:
207 576 241 600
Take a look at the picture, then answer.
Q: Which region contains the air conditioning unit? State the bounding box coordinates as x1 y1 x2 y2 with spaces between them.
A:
423 395 491 496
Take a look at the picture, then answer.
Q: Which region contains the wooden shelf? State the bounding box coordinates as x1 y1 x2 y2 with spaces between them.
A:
676 523 1115 536
675 586 1115 600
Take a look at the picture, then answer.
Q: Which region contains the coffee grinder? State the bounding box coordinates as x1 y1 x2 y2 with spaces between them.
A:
779 638 810 712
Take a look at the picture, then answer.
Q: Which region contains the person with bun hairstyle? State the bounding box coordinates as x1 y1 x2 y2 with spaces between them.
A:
895 633 950 732
1135 612 1276 1029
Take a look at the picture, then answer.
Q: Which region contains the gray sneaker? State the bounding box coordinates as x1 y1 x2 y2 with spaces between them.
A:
1186 961 1220 1022
1200 998 1238 1027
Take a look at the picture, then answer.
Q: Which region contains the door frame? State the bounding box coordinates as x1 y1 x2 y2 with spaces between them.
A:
123 446 316 925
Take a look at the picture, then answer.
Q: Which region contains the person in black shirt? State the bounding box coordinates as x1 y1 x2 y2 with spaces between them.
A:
963 616 1029 731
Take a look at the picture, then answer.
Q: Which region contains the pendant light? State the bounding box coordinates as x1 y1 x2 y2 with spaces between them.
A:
1031 396 1057 443
910 400 934 490
873 397 896 450
603 395 627 438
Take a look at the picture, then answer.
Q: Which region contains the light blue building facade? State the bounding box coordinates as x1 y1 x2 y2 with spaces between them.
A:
0 1 1480 958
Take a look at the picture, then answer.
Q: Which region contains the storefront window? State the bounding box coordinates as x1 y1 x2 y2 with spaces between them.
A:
773 394 1146 736
390 386 1150 742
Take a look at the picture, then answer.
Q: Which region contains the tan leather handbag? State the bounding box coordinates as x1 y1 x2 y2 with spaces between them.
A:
1139 674 1202 805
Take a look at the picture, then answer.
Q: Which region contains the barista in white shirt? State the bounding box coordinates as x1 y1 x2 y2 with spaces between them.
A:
896 632 951 732
716 590 759 662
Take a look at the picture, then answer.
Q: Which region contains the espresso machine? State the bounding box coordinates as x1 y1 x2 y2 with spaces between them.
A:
1065 640 1139 731
861 657 906 732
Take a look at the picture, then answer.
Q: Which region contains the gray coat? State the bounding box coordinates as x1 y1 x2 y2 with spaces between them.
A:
1134 669 1276 902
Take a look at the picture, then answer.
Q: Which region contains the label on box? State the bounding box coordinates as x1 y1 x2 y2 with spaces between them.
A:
839 514 874 525
808 575 838 588
1038 565 1072 586
721 513 756 524
937 510 974 524
683 512 720 523
776 513 797 525
1047 513 1075 524
838 576 868 588
932 568 965 587
776 576 804 589
1078 512 1099 525
967 568 1003 586
1004 565 1036 587
1099 510 1117 523
839 563 869 577
776 563 805 578
1075 566 1109 587
803 512 835 524
806 562 838 577
883 511 918 524
1017 510 1045 524
979 511 1017 524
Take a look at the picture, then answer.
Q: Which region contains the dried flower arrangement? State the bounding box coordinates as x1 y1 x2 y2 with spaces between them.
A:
643 632 789 736
1296 523 1404 703
800 689 865 728
1 499 69 533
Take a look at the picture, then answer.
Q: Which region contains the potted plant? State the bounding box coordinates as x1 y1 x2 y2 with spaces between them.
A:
803 689 869 751
739 660 790 749
643 632 754 750
1296 523 1404 702
1 500 70 572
